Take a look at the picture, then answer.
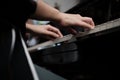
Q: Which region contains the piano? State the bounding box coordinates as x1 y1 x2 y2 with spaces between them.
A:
29 0 120 80
28 18 120 52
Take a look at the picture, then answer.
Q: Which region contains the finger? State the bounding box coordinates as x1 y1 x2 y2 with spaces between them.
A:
68 28 77 35
81 17 95 27
48 26 63 38
78 21 94 29
46 30 62 38
56 30 63 38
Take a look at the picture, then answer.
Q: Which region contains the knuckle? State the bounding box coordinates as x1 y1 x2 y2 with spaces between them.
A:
47 25 51 27
89 18 93 21
76 14 81 17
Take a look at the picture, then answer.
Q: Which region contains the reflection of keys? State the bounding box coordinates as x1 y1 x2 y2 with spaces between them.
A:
28 34 75 53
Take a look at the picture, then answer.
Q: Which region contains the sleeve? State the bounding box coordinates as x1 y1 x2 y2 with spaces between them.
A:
28 0 37 16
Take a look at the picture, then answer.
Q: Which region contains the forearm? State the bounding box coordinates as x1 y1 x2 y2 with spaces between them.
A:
30 0 95 30
32 0 62 22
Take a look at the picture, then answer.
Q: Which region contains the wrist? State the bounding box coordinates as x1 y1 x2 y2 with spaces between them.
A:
52 11 63 23
54 12 68 26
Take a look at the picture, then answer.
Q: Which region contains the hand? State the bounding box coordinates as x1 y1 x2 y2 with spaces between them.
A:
26 24 63 40
57 13 95 34
32 0 95 34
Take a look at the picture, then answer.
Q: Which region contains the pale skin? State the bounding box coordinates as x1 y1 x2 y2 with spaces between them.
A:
26 23 63 39
27 0 95 39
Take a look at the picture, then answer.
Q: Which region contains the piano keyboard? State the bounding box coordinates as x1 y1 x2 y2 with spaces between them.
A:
28 34 75 52
76 17 120 37
28 18 120 53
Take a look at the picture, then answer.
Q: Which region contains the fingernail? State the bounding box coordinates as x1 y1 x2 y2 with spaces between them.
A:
91 26 95 29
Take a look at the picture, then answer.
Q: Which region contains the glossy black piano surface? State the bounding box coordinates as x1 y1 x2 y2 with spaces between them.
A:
66 0 120 25
30 0 120 80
